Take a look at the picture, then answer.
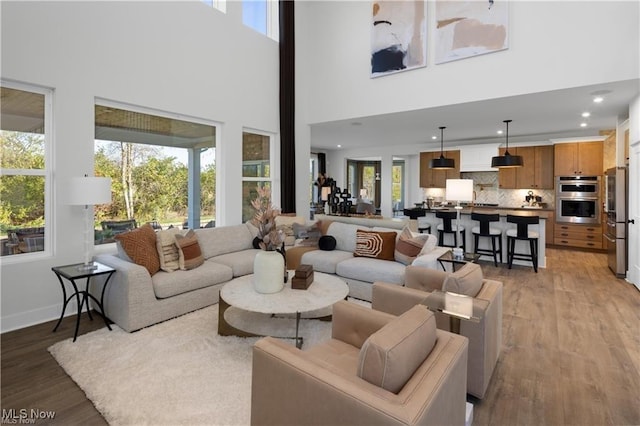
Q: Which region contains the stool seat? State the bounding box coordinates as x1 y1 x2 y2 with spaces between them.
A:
472 226 501 236
470 212 502 267
437 224 464 232
506 229 539 239
417 218 432 234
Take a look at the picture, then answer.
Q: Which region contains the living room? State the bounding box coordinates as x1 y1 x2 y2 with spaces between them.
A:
1 1 639 425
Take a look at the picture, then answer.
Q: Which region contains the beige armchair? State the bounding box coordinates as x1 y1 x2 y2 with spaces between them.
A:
372 264 502 399
251 300 469 426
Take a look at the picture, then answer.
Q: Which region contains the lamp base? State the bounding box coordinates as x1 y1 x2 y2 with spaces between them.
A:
77 262 98 272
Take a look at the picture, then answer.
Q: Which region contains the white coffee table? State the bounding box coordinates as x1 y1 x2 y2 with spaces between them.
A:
218 271 349 348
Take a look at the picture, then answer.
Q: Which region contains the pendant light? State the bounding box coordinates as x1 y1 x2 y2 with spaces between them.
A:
491 119 523 168
429 126 455 169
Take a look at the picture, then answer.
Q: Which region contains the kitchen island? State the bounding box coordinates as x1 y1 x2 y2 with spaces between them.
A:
411 206 551 269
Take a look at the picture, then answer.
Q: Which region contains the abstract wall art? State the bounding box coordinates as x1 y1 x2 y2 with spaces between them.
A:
435 0 508 64
371 0 426 78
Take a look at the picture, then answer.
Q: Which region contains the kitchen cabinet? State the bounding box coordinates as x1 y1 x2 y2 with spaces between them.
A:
498 145 554 189
419 150 460 188
554 141 603 176
554 222 602 249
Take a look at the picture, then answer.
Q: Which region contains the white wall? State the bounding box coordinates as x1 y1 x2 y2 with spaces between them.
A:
0 1 280 331
297 1 639 124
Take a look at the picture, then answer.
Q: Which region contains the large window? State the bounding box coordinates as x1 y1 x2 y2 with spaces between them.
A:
392 160 405 214
0 83 51 258
94 103 216 242
242 0 279 41
242 131 274 223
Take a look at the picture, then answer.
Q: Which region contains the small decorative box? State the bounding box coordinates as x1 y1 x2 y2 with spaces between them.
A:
292 273 314 290
295 264 314 278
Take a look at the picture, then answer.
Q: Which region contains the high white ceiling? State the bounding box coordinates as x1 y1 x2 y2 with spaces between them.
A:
309 79 640 151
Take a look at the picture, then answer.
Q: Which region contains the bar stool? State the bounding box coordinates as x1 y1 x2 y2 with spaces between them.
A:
471 212 502 267
436 211 465 252
506 215 540 273
417 217 432 234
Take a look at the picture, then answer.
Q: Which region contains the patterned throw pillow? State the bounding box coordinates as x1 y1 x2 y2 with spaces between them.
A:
174 229 205 270
394 226 430 265
115 224 160 276
156 228 187 272
354 229 396 261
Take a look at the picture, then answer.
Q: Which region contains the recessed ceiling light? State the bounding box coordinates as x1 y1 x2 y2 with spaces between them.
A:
593 96 604 103
581 112 591 118
337 144 342 148
497 130 503 135
431 136 437 140
580 122 588 127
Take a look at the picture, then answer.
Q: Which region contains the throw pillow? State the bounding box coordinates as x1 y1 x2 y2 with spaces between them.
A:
115 224 160 276
156 228 187 272
357 305 437 394
318 235 336 251
442 262 484 297
418 233 438 255
394 226 431 265
174 229 205 270
354 229 396 261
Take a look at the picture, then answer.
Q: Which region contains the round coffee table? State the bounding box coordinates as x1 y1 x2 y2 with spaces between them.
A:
218 271 349 348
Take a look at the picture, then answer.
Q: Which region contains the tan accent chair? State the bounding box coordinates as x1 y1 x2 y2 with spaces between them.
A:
372 264 502 399
251 300 469 426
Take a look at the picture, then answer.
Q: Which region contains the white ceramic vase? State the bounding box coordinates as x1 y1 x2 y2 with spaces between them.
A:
253 250 285 294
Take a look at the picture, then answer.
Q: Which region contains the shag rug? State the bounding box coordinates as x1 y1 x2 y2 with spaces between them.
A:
48 304 335 426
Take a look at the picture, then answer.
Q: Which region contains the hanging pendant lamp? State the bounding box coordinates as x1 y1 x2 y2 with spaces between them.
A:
491 119 523 168
430 126 455 169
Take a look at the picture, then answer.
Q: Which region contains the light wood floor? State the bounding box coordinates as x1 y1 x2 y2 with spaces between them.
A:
2 247 639 425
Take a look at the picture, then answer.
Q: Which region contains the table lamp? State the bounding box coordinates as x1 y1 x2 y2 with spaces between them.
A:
321 186 332 214
66 176 112 270
445 179 473 257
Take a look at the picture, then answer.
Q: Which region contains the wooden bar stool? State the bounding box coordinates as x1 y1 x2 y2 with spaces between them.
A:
506 215 540 273
471 212 502 267
436 211 465 252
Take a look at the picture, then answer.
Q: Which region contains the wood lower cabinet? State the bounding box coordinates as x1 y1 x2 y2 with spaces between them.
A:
554 141 603 176
419 150 460 188
554 223 602 249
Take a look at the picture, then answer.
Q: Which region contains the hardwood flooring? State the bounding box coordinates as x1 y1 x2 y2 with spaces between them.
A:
1 247 639 425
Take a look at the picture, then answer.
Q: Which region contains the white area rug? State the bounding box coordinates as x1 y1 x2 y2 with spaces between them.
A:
48 304 334 425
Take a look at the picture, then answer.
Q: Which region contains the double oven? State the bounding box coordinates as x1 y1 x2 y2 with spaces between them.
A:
555 176 601 224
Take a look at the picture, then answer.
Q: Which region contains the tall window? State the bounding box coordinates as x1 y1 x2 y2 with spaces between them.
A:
242 131 273 223
94 103 216 241
0 83 51 258
242 0 279 41
201 0 226 13
392 160 405 209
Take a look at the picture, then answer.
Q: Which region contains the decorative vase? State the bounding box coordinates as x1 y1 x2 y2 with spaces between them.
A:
253 250 285 294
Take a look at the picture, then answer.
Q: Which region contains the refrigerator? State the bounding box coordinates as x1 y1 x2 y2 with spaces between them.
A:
604 167 628 278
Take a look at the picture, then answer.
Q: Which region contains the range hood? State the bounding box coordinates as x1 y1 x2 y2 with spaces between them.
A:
459 144 500 172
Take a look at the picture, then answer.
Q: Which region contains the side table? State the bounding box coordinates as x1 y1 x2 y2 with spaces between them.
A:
437 250 480 272
51 262 115 342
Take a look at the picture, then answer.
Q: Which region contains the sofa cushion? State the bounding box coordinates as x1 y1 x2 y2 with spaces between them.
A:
115 224 160 276
156 228 187 272
209 249 260 277
419 233 438 255
325 222 362 252
151 260 233 299
318 235 337 251
394 226 431 265
300 249 354 274
442 262 484 297
195 224 255 259
354 229 396 261
275 215 306 246
336 257 405 285
174 229 205 270
357 305 437 394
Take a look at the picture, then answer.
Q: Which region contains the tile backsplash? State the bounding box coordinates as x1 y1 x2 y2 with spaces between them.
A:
421 171 555 208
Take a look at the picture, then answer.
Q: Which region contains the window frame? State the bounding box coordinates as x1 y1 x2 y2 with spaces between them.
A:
0 80 54 263
242 128 279 222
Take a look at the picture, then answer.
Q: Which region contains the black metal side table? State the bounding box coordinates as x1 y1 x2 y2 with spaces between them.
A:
437 250 480 272
51 262 115 341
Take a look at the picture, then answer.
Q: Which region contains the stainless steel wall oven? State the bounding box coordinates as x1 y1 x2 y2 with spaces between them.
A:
556 176 601 224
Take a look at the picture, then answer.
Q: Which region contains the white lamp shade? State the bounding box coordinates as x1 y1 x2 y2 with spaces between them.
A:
66 177 112 205
359 188 368 197
445 179 473 202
